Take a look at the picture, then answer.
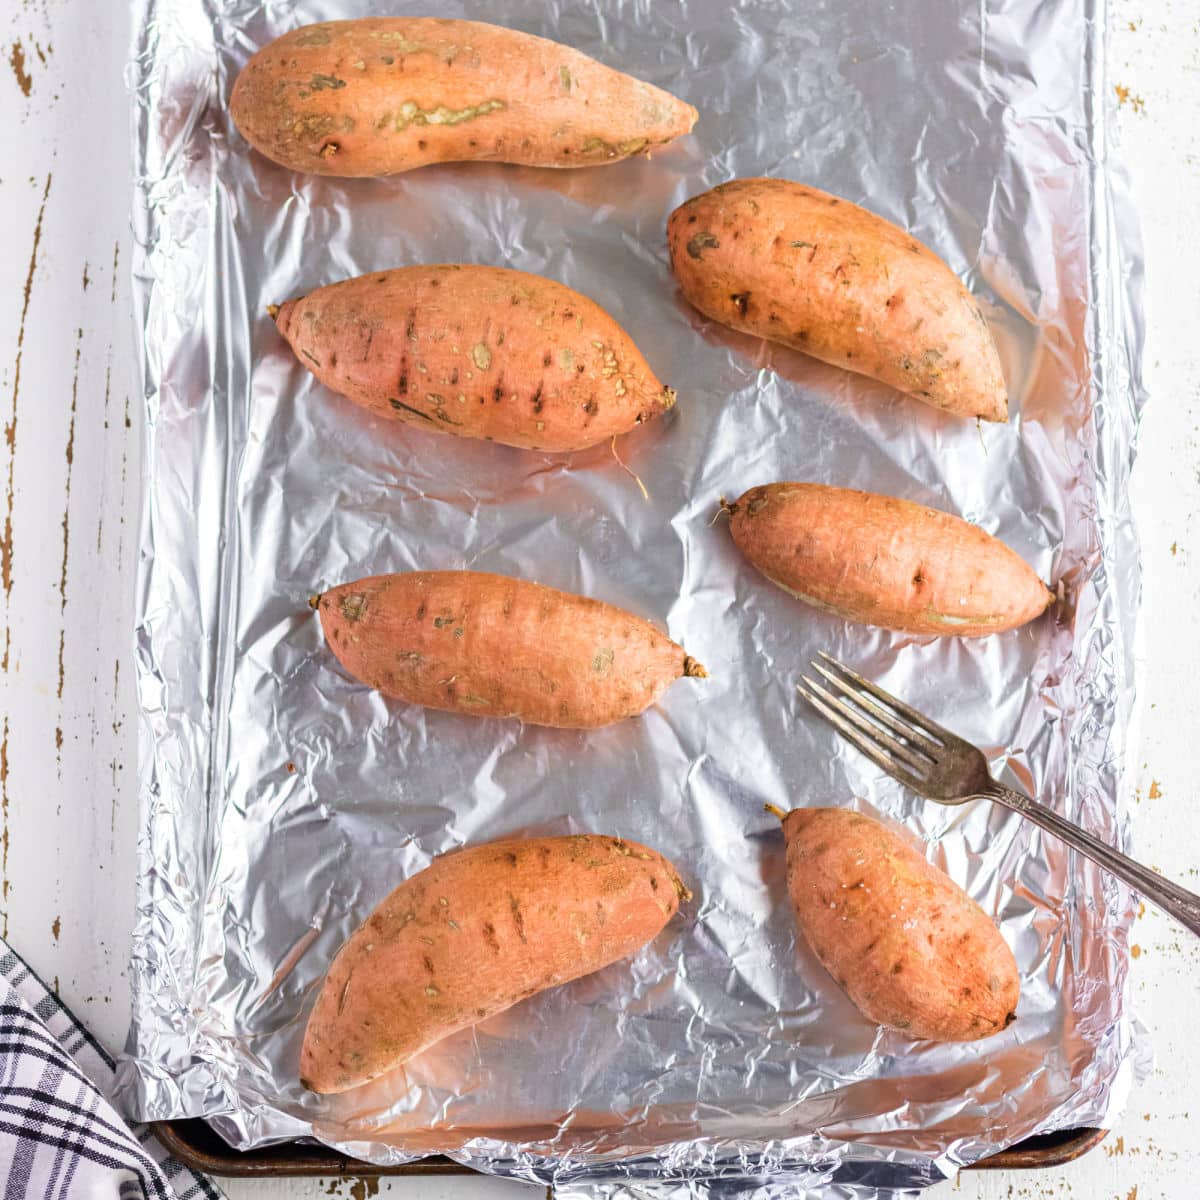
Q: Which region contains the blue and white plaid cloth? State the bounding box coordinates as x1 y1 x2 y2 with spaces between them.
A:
0 939 224 1199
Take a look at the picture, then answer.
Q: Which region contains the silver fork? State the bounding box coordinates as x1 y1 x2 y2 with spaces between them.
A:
799 651 1200 939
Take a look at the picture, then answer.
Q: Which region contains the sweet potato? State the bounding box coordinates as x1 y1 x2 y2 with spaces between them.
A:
777 806 1019 1041
313 570 706 729
230 17 697 177
726 483 1052 637
301 833 688 1093
273 265 676 452
667 178 1007 421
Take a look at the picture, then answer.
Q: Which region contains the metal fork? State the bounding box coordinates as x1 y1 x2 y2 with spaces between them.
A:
799 652 1200 939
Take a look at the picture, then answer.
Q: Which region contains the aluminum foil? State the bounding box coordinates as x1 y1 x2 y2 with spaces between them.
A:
116 0 1148 1192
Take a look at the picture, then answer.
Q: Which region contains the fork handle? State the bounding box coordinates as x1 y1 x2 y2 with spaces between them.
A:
984 783 1200 939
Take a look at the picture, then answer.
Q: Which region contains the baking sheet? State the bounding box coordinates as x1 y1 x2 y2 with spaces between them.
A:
116 0 1147 1192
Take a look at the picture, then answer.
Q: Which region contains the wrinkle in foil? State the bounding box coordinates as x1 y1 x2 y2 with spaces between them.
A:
117 0 1147 1192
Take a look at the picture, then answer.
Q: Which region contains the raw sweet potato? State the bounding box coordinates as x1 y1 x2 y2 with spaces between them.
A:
273 265 676 452
301 833 689 1093
230 17 697 177
667 178 1007 421
777 806 1019 1041
726 483 1052 637
313 570 706 728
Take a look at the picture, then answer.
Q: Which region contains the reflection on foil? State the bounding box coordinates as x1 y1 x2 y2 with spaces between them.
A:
116 0 1147 1192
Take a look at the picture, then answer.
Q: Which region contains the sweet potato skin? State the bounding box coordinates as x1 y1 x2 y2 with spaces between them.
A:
782 808 1019 1042
301 833 687 1093
728 483 1052 637
667 178 1007 421
230 17 697 177
316 571 704 729
274 265 675 452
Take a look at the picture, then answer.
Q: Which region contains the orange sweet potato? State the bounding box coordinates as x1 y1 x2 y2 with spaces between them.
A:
314 570 706 728
667 178 1007 421
273 265 676 452
727 483 1052 637
301 833 688 1093
231 17 697 177
778 807 1019 1041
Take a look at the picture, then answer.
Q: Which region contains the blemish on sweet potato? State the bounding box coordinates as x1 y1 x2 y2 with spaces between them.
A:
509 894 527 942
293 27 333 47
388 398 433 424
340 593 368 622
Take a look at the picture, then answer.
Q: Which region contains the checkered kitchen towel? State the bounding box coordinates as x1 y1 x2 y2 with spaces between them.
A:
0 938 224 1199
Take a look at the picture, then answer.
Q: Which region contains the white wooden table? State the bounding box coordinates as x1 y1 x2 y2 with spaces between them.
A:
3 1 1197 1196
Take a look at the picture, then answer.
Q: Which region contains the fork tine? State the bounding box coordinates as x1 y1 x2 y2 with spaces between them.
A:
801 675 931 773
811 660 941 758
798 680 926 792
816 651 960 745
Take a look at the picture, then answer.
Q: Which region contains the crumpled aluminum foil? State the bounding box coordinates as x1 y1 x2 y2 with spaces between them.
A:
115 0 1148 1192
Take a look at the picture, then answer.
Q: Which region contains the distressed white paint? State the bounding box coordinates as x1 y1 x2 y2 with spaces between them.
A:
1 0 1196 1196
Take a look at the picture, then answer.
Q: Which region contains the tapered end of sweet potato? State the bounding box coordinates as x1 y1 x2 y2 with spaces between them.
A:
683 655 708 679
271 298 301 340
977 394 1009 423
298 1036 352 1095
670 100 699 137
642 94 698 146
668 869 693 904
